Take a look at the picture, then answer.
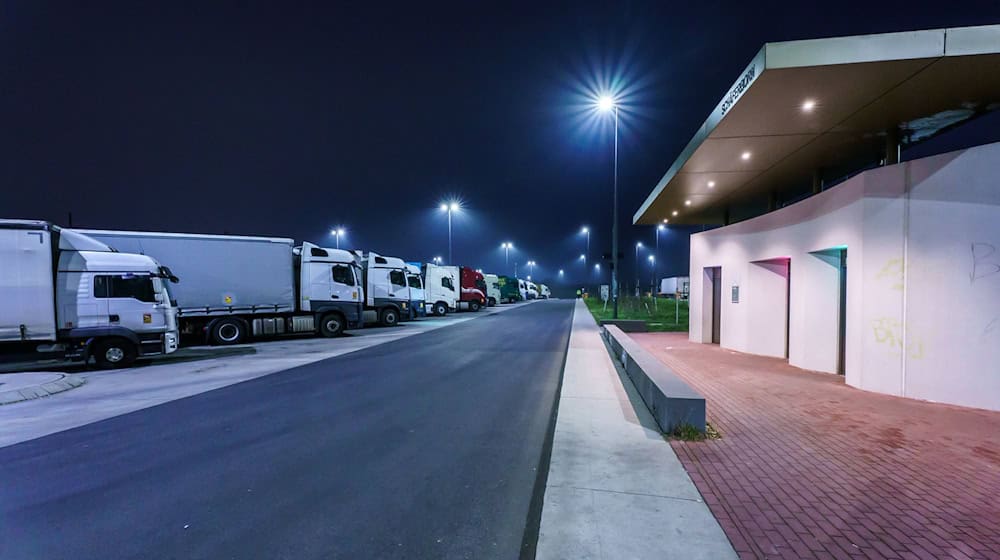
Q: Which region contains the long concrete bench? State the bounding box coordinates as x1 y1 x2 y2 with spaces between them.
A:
602 325 706 433
599 319 648 332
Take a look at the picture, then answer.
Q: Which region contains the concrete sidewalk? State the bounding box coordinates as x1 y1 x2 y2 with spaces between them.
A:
0 372 85 405
536 299 735 559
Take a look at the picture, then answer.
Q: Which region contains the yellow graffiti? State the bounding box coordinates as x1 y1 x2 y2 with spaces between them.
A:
871 317 924 359
875 258 904 291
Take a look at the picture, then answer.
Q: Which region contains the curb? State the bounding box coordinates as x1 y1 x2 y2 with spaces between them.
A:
0 374 86 405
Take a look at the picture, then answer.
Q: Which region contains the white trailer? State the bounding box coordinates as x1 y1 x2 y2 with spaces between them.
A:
1 220 179 368
482 273 501 306
423 263 458 316
80 229 363 344
659 276 691 299
355 252 412 327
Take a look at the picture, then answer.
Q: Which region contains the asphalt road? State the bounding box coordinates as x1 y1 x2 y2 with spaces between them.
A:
0 300 575 560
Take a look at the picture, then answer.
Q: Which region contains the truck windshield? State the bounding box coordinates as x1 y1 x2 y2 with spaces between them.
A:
407 275 422 289
475 279 486 291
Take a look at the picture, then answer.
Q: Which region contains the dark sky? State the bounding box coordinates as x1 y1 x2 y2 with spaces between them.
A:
3 1 999 288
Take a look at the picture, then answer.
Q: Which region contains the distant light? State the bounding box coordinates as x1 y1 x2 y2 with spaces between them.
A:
476 268 483 273
657 224 665 231
558 269 564 275
581 226 589 234
685 200 692 206
579 254 585 260
501 242 512 249
648 255 655 262
594 263 600 270
708 181 716 188
741 151 751 161
527 275 532 280
596 95 616 112
336 228 345 236
439 203 448 211
636 242 643 248
672 210 678 216
662 219 669 224
449 202 460 212
802 99 816 112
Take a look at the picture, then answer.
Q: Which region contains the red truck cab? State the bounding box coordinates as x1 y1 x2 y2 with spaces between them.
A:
459 267 487 312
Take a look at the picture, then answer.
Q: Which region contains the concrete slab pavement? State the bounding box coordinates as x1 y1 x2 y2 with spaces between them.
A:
0 372 85 405
0 301 535 448
536 299 736 559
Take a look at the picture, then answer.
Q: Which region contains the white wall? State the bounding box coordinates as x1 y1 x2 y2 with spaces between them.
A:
688 142 1000 411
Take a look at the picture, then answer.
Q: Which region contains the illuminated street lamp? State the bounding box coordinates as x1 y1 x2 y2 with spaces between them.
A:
580 226 590 265
596 95 621 318
635 242 643 296
501 242 513 272
433 256 443 264
439 200 461 264
527 260 536 277
331 227 346 249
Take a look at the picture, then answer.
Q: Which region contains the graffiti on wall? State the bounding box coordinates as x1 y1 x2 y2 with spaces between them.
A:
871 317 925 360
970 242 1000 339
875 258 905 291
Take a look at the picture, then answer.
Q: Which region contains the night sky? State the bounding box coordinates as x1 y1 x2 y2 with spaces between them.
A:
3 2 999 289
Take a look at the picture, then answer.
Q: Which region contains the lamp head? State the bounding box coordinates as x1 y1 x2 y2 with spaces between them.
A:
596 95 616 112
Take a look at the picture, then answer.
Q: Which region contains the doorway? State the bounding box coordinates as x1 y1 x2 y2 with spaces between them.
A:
837 249 847 375
708 266 722 344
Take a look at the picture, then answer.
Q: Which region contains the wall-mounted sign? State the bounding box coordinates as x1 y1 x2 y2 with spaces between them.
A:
731 285 740 303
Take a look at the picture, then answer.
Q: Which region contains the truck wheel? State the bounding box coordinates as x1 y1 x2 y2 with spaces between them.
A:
488 297 496 307
433 302 448 316
93 338 137 369
319 313 345 337
470 300 481 312
210 318 246 345
380 308 399 327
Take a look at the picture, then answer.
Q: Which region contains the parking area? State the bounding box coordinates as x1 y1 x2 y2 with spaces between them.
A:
631 332 1000 560
0 302 535 448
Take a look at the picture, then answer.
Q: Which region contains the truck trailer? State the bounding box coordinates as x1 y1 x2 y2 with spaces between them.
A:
80 229 363 344
497 275 521 303
2 220 180 367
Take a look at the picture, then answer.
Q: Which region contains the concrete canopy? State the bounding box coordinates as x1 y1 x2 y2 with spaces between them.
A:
634 24 1000 226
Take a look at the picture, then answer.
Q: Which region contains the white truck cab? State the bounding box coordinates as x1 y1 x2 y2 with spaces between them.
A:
423 263 458 316
482 273 501 306
518 278 529 301
539 284 551 299
1 220 179 368
355 251 411 327
526 281 539 300
405 263 426 319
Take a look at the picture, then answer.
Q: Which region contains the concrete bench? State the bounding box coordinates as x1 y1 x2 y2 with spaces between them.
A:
602 325 706 433
599 319 648 332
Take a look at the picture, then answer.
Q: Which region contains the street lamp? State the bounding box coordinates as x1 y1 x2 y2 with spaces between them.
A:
330 227 346 249
559 269 564 276
596 94 620 318
527 260 536 277
501 242 513 272
580 226 590 266
635 241 643 295
439 200 461 264
648 254 656 293
433 256 443 265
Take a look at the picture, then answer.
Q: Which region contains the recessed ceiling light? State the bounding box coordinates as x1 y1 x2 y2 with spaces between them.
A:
672 210 678 216
707 181 715 188
802 99 816 111
741 151 751 161
685 200 692 206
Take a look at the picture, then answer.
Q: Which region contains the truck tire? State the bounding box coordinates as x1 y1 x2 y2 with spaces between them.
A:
433 302 448 316
319 313 345 337
93 338 137 369
470 300 482 312
210 318 246 345
488 297 496 307
380 307 400 327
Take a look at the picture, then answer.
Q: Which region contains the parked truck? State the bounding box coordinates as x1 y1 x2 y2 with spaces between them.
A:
482 273 501 306
423 263 458 316
497 275 521 303
526 281 539 300
458 266 487 312
80 229 363 344
539 284 551 299
405 263 426 319
2 220 180 367
354 251 412 326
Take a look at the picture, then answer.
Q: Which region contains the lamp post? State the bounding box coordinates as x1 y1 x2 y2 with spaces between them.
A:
433 256 443 265
439 201 460 264
527 260 536 277
501 242 512 273
596 95 620 318
331 228 346 249
635 241 643 296
580 226 590 266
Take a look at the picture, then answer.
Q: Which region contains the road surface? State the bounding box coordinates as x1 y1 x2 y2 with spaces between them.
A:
0 300 574 560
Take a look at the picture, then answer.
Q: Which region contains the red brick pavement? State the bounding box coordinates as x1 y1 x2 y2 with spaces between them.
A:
630 332 1000 560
